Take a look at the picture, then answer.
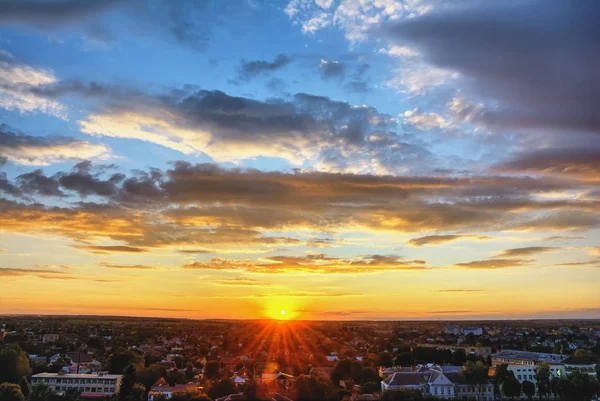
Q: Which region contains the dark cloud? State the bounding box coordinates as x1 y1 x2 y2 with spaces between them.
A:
16 170 64 197
238 54 292 80
0 124 108 165
0 0 125 28
319 59 345 79
98 262 158 270
494 246 559 258
72 245 148 254
385 1 600 135
407 234 492 247
183 253 429 274
495 148 600 182
1 160 599 252
454 258 533 270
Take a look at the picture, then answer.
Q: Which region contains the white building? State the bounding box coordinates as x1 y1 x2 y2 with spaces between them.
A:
31 372 121 397
381 366 494 400
491 350 568 389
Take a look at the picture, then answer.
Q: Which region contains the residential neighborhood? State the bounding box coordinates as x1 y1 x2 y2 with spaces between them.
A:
1 316 599 400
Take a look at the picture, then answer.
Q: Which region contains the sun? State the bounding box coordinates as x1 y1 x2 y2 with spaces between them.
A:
280 309 286 316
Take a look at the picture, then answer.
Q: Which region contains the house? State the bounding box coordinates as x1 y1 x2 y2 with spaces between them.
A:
43 334 60 343
147 378 196 400
31 372 121 397
381 367 494 400
463 326 483 336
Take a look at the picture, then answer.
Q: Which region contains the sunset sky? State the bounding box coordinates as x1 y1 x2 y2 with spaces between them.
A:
0 0 599 320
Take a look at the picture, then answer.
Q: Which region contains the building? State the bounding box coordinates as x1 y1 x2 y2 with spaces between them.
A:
563 356 597 378
381 366 494 400
463 326 483 336
444 325 462 335
491 350 568 388
42 334 59 343
31 372 121 397
417 343 492 358
148 378 193 400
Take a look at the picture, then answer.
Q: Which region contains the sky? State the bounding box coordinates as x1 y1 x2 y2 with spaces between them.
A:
0 0 599 321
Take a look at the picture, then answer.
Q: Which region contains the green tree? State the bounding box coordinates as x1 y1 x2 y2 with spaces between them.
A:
106 350 143 374
461 360 489 400
377 352 394 368
522 380 535 400
204 361 220 380
503 375 521 400
331 358 354 385
535 363 550 400
126 383 147 401
494 363 512 400
292 374 338 401
0 383 26 401
29 383 53 401
380 389 424 401
18 376 29 398
119 364 137 400
207 378 236 400
136 364 167 391
0 345 32 383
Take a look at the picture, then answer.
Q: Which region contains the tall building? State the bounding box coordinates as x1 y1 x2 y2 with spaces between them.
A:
30 372 122 397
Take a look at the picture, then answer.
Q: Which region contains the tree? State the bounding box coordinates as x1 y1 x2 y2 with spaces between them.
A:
136 364 167 391
18 376 29 398
494 363 512 400
451 349 467 366
522 380 535 400
106 349 143 374
207 378 236 400
331 358 354 385
377 352 394 368
380 389 424 401
29 383 53 401
535 363 550 400
0 345 32 383
503 375 521 400
119 364 137 400
461 360 489 400
292 374 338 401
0 383 25 401
126 383 147 401
204 361 220 380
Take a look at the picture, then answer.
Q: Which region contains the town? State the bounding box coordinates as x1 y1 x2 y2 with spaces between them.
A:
1 316 599 401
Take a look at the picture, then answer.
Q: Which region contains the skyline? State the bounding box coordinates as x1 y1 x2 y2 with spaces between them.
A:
0 0 599 321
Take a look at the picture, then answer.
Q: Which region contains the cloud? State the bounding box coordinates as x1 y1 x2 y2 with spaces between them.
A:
238 54 292 80
0 52 66 118
1 161 599 253
0 0 125 28
253 291 363 298
74 87 405 170
98 262 158 270
495 148 600 182
407 234 492 247
181 253 429 274
0 125 110 166
319 59 345 79
494 246 559 258
384 1 600 135
431 289 485 293
0 267 69 277
72 245 148 254
16 170 64 197
454 258 533 270
0 1 250 53
211 277 272 287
